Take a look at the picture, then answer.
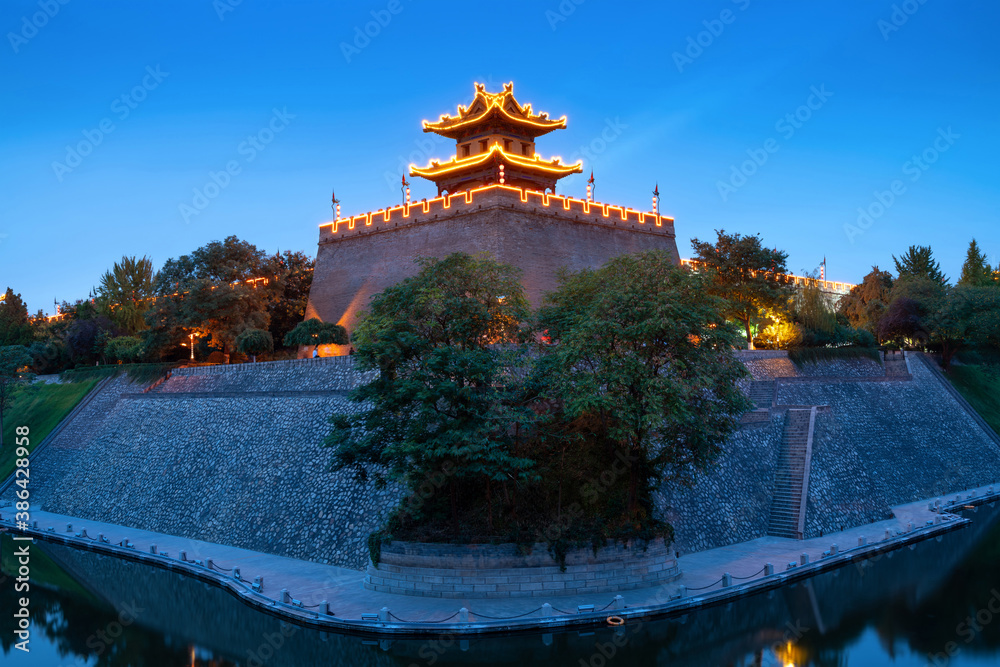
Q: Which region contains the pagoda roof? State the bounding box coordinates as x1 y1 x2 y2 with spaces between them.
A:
422 82 567 139
410 143 582 181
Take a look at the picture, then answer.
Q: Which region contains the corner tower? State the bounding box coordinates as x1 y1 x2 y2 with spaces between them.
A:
412 83 582 195
304 83 680 355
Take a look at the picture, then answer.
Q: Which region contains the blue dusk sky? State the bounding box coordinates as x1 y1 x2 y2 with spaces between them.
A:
1 0 998 314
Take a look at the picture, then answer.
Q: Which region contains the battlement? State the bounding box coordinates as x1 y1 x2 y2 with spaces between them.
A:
319 185 675 244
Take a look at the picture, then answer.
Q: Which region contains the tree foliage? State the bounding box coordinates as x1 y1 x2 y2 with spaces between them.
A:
96 256 156 334
328 251 751 556
0 289 33 347
103 336 144 363
959 239 994 287
267 251 315 347
283 318 348 350
690 230 794 349
145 236 277 360
893 245 948 285
235 328 273 361
838 267 894 342
327 253 534 539
536 251 752 530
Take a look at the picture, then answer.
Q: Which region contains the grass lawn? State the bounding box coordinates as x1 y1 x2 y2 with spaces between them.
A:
947 364 1000 435
0 379 97 482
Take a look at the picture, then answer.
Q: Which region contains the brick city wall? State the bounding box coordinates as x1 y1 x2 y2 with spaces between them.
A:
306 186 680 337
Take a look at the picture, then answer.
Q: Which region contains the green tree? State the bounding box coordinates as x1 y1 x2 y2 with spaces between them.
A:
104 336 144 363
879 276 947 348
235 328 273 362
267 251 315 348
536 251 752 527
894 245 948 285
282 318 348 352
838 267 894 342
0 345 32 452
690 230 794 349
145 236 276 362
96 256 156 334
958 239 993 287
0 289 33 347
326 253 534 538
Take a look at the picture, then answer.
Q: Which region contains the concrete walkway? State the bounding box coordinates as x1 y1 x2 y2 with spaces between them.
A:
1 483 996 636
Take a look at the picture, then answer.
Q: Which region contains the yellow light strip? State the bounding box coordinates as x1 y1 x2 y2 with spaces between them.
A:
321 184 673 235
423 82 566 133
410 144 582 178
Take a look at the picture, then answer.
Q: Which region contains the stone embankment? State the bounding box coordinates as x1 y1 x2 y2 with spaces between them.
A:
6 350 1000 574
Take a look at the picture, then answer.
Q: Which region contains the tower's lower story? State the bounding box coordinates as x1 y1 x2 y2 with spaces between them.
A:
304 185 679 355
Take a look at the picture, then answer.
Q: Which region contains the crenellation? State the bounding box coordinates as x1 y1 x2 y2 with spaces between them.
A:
319 185 674 244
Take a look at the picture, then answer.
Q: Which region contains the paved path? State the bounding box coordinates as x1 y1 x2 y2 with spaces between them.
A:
1 483 995 635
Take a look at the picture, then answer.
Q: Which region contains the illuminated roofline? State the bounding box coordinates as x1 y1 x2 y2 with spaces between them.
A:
410 143 582 178
423 82 566 134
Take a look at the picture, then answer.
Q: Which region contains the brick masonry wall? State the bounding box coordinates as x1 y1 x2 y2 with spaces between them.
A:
306 189 680 335
366 539 679 598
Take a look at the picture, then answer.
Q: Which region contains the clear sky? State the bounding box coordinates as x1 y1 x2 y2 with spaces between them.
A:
2 0 997 314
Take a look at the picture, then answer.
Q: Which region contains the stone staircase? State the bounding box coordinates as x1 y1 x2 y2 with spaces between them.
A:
768 409 815 539
748 380 775 409
884 350 908 377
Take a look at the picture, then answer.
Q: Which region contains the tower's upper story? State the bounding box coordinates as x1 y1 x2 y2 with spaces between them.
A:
411 83 582 195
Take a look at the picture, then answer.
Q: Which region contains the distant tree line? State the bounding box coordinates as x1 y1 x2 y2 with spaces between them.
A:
0 235 324 375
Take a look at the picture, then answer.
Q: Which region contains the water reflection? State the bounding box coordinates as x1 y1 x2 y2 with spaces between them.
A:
2 503 1000 666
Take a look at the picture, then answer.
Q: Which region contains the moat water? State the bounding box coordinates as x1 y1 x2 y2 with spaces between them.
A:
3 505 1000 666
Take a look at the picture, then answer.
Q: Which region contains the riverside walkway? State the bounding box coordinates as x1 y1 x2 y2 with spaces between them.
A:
1 484 996 637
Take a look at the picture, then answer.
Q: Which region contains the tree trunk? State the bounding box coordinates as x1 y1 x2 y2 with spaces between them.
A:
449 485 459 538
744 319 755 351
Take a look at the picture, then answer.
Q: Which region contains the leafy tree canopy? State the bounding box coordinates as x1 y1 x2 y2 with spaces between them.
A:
838 267 893 341
96 256 156 335
235 328 273 361
283 318 348 350
690 230 793 350
0 288 33 347
327 253 534 538
536 251 752 529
